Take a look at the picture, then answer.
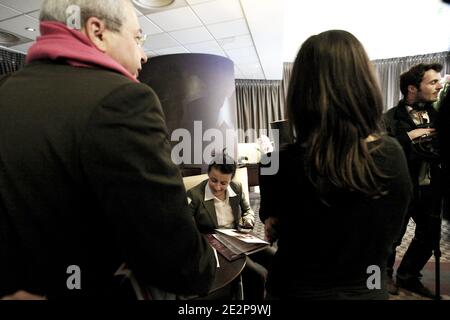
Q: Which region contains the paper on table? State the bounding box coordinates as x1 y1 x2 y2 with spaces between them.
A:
215 228 269 244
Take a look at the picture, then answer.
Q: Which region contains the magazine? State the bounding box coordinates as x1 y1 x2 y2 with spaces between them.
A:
205 228 269 261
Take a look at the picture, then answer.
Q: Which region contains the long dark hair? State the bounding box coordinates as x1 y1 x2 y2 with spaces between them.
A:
287 30 385 197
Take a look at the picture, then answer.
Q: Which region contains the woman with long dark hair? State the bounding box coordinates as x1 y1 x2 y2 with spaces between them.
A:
259 30 412 299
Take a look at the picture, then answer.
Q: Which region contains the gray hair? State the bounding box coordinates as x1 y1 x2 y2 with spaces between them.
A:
39 0 132 32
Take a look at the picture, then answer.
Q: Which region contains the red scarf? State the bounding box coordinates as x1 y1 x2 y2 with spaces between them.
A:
27 21 138 83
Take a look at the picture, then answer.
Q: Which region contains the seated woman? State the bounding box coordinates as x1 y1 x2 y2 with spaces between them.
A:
187 153 274 300
259 30 412 300
187 154 254 233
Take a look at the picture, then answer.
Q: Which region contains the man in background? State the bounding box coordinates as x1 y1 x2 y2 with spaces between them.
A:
0 0 215 299
384 63 443 298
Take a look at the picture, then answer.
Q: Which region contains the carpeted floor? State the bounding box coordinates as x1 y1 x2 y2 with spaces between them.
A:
248 188 450 300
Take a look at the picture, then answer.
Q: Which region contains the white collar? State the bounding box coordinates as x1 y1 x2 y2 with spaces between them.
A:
204 182 237 201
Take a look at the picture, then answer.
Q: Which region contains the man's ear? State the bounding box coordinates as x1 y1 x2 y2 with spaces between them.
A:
407 84 418 97
82 17 108 52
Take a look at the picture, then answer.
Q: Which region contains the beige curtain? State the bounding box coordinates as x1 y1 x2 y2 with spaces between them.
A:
282 52 450 111
235 79 286 143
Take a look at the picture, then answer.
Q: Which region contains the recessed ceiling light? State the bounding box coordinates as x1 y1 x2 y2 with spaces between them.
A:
133 0 175 9
0 30 21 45
25 27 36 32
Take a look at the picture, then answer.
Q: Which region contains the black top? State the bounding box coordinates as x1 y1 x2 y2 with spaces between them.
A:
437 91 450 180
0 61 215 298
259 136 412 299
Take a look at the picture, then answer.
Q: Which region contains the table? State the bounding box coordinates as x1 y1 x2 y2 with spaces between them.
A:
120 253 246 300
180 253 246 300
209 253 246 294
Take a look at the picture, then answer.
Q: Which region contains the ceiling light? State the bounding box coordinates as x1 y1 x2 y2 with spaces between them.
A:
0 30 21 45
132 0 175 9
25 27 36 32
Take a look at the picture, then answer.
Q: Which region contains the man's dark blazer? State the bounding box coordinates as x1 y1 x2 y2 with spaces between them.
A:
187 180 254 233
383 100 439 187
0 61 215 298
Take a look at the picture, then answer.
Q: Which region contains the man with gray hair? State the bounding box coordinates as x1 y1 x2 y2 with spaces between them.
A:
0 0 216 299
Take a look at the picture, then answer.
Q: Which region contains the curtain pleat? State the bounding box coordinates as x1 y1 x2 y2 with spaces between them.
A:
235 79 286 143
282 62 293 103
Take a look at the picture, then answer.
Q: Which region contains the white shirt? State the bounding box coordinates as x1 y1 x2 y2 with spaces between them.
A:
405 105 431 186
204 184 237 228
406 105 430 126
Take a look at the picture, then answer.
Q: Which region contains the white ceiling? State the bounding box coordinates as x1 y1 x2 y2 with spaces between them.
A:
283 0 450 65
0 0 449 80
